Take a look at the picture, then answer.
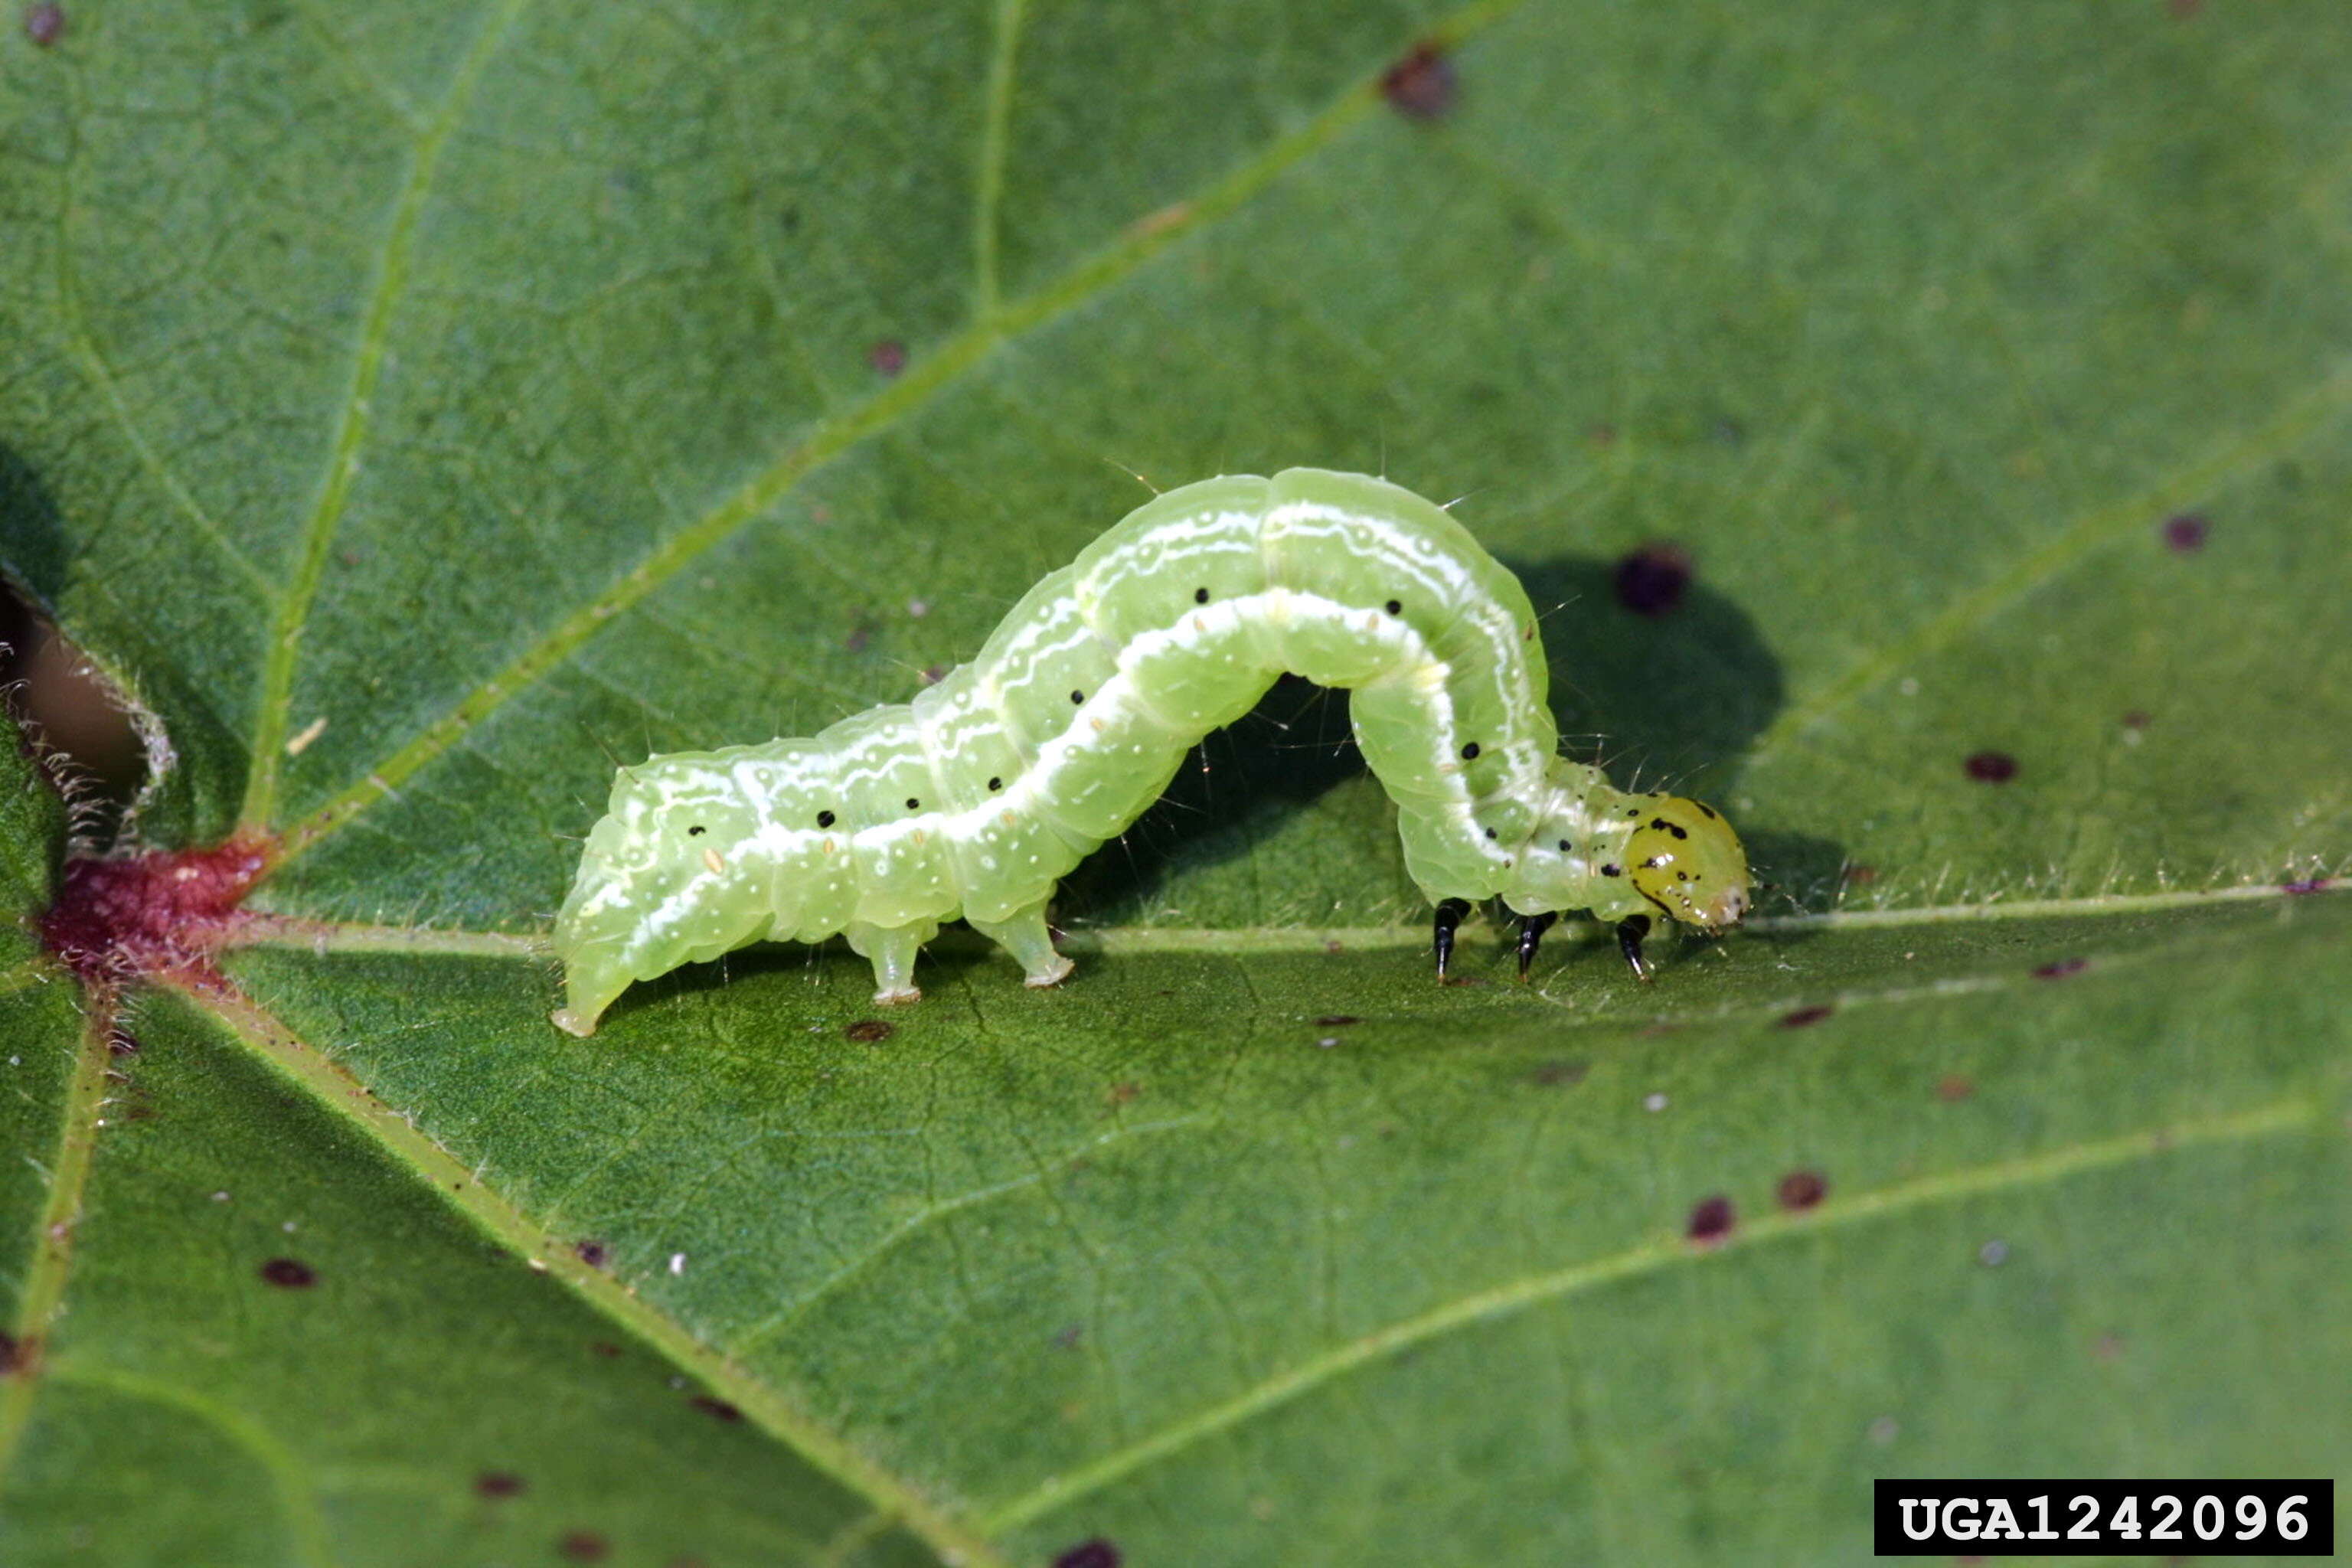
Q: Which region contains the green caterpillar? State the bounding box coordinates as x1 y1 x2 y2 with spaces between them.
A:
550 469 1750 1035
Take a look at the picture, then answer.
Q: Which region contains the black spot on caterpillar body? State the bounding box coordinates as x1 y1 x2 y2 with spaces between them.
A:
550 469 1751 1033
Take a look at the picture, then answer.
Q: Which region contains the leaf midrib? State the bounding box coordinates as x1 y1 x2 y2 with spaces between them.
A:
233 877 2347 958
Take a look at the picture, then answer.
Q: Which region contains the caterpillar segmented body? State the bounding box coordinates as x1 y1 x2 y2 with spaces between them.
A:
551 469 1750 1034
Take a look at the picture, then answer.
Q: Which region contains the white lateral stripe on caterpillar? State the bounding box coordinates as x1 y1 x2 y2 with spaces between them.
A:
612 587 1465 959
550 468 1751 1034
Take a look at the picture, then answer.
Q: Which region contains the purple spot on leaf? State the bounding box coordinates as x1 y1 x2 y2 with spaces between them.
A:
1613 543 1693 618
2161 512 2208 552
1380 43 1455 119
1964 750 2017 783
1776 1170 1828 1211
259 1258 316 1289
1685 1194 1735 1244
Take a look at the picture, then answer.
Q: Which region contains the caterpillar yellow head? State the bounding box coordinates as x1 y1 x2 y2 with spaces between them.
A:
1625 797 1750 931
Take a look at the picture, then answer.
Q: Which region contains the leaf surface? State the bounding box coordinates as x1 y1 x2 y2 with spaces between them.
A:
2 2 2347 1563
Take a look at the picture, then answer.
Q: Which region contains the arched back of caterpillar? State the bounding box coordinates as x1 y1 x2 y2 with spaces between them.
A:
551 469 1750 1034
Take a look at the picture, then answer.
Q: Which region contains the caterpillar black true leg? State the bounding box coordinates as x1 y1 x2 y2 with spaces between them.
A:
1432 897 1474 980
1514 910 1558 981
1615 914 1654 982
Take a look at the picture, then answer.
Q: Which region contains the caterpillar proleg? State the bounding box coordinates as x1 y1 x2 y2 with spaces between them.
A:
551 469 1750 1034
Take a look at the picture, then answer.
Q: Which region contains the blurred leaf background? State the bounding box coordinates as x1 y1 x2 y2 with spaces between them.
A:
1 1 2347 1563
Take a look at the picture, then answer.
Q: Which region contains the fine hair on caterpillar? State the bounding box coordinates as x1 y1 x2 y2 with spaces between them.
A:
550 469 1752 1035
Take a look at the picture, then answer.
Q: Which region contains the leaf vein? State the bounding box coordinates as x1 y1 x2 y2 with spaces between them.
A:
277 0 1537 862
0 995 116 1490
42 1362 333 1568
971 0 1031 318
240 0 535 828
183 978 1015 1568
978 1096 2321 1533
1743 364 2352 768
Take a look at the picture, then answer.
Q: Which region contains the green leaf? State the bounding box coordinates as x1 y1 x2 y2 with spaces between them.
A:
3 2 2348 1563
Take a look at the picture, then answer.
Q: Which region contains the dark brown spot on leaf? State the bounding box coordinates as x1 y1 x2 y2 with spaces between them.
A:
2032 957 2087 979
24 3 63 46
1778 1004 1834 1028
475 1471 525 1499
1530 1060 1588 1088
867 339 906 377
259 1257 315 1289
1612 542 1694 618
558 1531 609 1563
2161 511 2208 552
1936 1074 1975 1102
844 1019 894 1044
0 1331 28 1375
1313 1015 1360 1027
689 1395 742 1423
589 1341 623 1358
1775 1170 1828 1211
2122 709 2152 730
1053 1540 1122 1568
1963 750 2017 783
574 1240 610 1268
1685 1194 1735 1244
1379 41 1455 119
